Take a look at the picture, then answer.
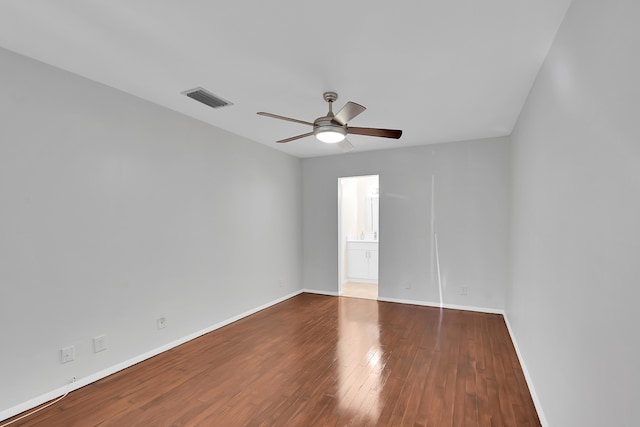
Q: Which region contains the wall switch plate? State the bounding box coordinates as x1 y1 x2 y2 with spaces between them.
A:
61 345 75 363
93 335 107 353
157 316 167 330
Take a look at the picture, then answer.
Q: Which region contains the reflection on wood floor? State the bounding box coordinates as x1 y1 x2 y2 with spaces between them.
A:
4 293 540 426
341 281 378 300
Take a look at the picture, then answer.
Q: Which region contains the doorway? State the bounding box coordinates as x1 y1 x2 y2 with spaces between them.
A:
338 175 379 300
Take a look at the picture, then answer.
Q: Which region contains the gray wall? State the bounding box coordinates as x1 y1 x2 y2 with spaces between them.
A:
508 0 640 425
0 47 302 412
7 1 639 422
303 138 510 310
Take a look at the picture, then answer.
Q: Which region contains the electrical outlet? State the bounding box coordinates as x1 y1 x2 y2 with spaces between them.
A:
405 282 412 289
157 316 167 330
278 279 284 288
61 346 75 364
460 286 469 296
93 335 107 353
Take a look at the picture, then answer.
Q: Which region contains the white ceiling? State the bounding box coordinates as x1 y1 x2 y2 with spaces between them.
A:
0 0 572 158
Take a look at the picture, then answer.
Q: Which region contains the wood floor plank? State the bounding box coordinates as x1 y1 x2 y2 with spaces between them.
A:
3 294 540 426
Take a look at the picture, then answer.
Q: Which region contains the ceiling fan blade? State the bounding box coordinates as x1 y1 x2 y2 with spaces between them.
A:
333 102 366 125
276 132 314 143
348 127 403 139
338 139 354 152
257 112 314 127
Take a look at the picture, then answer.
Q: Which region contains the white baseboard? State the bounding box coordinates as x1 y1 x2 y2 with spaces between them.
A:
0 290 304 423
302 288 339 296
440 302 505 315
503 314 548 427
306 292 505 315
377 296 505 315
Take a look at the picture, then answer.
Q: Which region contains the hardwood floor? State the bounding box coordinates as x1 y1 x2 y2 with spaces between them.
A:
5 294 540 426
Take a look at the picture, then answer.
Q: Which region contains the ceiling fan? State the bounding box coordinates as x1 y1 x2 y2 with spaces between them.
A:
257 92 402 152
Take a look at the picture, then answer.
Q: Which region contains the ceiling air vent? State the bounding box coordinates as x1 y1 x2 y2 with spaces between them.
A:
182 87 233 109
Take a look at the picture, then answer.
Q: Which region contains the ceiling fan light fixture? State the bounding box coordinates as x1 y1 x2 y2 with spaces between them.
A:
316 130 345 144
314 124 346 143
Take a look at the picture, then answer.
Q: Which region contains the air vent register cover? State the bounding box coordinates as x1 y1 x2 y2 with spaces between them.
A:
182 87 233 109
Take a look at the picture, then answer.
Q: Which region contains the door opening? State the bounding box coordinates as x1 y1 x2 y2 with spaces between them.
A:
338 175 379 300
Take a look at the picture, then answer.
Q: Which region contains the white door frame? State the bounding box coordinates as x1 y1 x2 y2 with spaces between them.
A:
337 175 379 296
